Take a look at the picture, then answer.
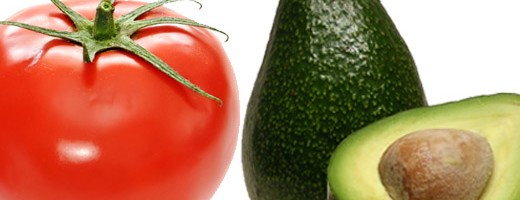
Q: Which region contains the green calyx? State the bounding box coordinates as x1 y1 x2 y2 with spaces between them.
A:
0 0 228 105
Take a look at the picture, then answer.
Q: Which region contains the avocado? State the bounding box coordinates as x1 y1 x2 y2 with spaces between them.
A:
327 93 520 200
242 0 427 199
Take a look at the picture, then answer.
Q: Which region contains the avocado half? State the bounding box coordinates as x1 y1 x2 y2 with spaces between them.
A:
327 93 520 199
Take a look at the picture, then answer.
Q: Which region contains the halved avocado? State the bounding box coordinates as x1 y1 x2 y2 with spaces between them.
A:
327 93 520 199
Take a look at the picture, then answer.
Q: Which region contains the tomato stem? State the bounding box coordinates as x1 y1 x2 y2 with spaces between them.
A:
0 0 227 105
93 0 117 40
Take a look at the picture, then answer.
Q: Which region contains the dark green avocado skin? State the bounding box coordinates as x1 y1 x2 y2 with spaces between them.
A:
242 0 427 199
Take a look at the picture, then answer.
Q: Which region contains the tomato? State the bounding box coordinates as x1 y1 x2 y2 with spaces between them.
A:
0 0 239 199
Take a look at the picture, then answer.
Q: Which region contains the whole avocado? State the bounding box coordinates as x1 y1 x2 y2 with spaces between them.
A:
242 0 427 199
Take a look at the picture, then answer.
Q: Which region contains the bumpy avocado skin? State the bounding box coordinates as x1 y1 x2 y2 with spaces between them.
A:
242 0 427 199
327 93 520 200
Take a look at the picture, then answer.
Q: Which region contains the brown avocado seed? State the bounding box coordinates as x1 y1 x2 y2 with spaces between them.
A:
378 129 494 200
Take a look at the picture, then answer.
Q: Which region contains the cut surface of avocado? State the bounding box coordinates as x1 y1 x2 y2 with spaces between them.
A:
327 93 520 200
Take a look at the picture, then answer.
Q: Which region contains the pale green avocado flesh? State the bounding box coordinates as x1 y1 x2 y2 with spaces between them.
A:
327 93 520 200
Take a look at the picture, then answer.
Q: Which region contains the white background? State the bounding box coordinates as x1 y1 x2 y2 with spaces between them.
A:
1 0 520 199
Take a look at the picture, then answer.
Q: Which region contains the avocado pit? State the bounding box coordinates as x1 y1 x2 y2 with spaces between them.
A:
378 128 494 200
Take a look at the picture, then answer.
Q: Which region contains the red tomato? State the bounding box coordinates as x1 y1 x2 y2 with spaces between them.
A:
0 1 239 200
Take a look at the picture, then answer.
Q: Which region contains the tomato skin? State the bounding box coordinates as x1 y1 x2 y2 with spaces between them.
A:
0 1 239 200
